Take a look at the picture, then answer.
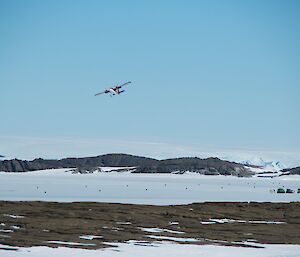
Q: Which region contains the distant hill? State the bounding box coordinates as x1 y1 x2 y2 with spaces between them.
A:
0 154 156 172
281 166 300 175
0 153 253 176
135 157 250 176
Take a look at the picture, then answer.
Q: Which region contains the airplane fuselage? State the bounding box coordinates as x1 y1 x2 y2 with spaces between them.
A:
95 81 130 97
109 88 117 95
108 87 124 96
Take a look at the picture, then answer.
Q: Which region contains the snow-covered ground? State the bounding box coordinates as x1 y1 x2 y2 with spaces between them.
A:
0 169 299 204
246 165 291 178
1 169 300 256
239 158 286 171
1 241 300 257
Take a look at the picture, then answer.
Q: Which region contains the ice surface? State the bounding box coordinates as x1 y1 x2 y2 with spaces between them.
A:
248 220 286 224
146 235 199 242
1 242 300 257
46 240 96 246
139 227 185 234
200 218 286 225
79 235 103 240
3 214 25 219
241 158 286 171
0 229 13 233
140 227 166 233
200 221 216 225
10 226 20 230
209 218 236 224
0 169 299 204
116 222 132 225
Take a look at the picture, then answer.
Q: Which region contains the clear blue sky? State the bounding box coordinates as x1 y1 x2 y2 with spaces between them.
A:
0 0 299 165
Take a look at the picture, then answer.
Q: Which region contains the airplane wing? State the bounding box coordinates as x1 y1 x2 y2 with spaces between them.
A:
94 90 109 96
116 81 132 89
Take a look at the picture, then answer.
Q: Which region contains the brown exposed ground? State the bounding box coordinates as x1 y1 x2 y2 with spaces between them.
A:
0 201 299 250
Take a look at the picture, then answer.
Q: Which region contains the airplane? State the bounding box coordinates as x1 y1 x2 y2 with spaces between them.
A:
94 81 132 97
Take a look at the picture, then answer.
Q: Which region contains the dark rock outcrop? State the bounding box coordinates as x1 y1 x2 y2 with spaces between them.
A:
281 167 300 175
0 154 157 172
134 157 251 176
0 154 253 176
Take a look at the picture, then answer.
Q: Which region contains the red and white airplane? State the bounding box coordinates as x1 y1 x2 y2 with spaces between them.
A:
94 81 132 97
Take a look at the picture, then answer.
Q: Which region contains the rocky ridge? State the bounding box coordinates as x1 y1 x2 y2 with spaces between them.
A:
281 167 300 175
0 154 252 177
